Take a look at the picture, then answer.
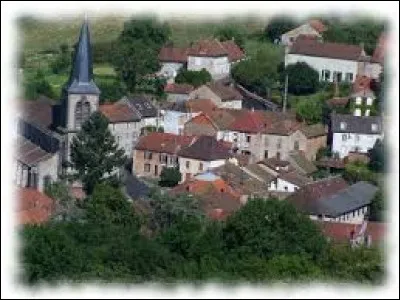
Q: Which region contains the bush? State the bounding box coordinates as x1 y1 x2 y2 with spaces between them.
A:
343 161 377 184
23 70 56 100
175 68 212 87
285 62 319 95
159 167 182 187
294 98 323 124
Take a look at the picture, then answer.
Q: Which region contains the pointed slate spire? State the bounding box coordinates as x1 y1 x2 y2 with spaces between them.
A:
67 16 100 95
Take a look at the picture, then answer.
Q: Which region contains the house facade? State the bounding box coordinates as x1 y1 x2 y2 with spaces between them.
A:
331 113 383 159
281 19 326 47
285 39 366 83
158 46 188 83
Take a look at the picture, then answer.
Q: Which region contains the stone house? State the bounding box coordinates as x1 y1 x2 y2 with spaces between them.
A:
164 83 194 103
280 19 326 47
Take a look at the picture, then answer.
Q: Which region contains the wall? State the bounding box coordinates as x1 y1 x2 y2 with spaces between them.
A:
364 62 383 80
166 93 190 103
281 24 320 46
189 86 222 106
219 100 242 110
268 177 299 193
261 131 308 161
309 205 369 224
332 132 383 159
187 56 230 80
178 157 226 182
163 111 199 135
183 119 217 137
285 53 359 83
108 121 141 159
67 94 99 131
160 62 184 80
133 149 179 178
37 153 60 192
305 135 327 161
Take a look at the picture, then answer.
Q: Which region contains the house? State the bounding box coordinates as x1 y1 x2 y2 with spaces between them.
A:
119 95 160 129
315 220 386 247
99 102 142 158
162 99 216 135
177 135 233 182
285 38 366 83
363 33 386 80
133 132 196 177
169 171 242 220
287 177 378 224
158 46 188 82
189 81 244 109
16 187 55 225
164 83 194 103
281 19 326 47
331 113 383 159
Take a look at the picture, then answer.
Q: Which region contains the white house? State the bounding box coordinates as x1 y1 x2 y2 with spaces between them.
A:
161 102 201 135
285 39 366 83
331 113 383 159
158 46 188 83
280 19 326 47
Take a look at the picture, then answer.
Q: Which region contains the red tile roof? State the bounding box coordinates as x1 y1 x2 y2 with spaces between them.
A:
17 188 55 225
289 39 364 61
207 82 244 101
326 97 350 108
315 220 386 244
164 83 194 94
158 46 188 63
221 40 245 62
178 135 232 161
186 113 218 128
264 119 303 136
371 33 386 64
99 103 140 123
186 98 218 114
228 110 269 133
308 19 326 33
135 132 195 155
187 39 228 57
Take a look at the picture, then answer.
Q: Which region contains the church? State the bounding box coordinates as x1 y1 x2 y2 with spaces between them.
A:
14 18 160 192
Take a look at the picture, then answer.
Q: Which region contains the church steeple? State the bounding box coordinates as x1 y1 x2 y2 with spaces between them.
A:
67 16 100 95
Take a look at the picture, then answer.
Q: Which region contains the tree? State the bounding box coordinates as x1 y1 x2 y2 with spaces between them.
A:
51 43 71 74
264 16 299 43
69 112 127 194
343 161 377 184
214 25 245 48
23 70 55 100
285 62 319 95
159 167 182 187
97 79 127 103
295 98 323 124
368 139 385 172
223 198 327 260
175 69 212 88
112 17 170 92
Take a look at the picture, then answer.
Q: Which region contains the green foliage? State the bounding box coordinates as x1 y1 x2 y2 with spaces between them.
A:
232 43 283 97
50 44 71 74
175 68 212 88
343 161 377 184
294 98 323 125
368 189 384 222
159 167 182 187
70 112 127 194
97 79 127 103
112 17 170 92
214 25 245 48
285 62 320 95
316 147 332 160
223 198 327 260
368 139 385 172
135 76 167 100
322 18 385 55
92 41 115 64
23 69 56 100
141 125 164 135
263 15 299 43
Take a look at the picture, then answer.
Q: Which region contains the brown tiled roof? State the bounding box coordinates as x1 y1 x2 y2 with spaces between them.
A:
264 119 303 136
135 132 195 155
164 83 194 94
286 176 349 214
158 46 188 63
261 157 291 169
244 164 276 183
308 19 326 33
207 82 244 101
229 110 268 133
352 75 373 93
99 103 141 123
186 99 218 114
326 97 350 108
185 113 218 129
178 135 232 161
371 33 386 64
315 220 386 244
289 39 364 61
18 98 54 129
300 123 327 138
208 109 238 130
187 39 228 57
279 170 313 187
221 40 245 62
17 187 55 225
15 136 54 166
288 150 318 174
316 157 346 169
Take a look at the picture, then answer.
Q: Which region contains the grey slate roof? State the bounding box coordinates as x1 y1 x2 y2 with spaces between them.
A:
318 181 378 217
67 19 100 95
288 151 317 175
15 136 55 166
123 95 158 118
331 113 383 134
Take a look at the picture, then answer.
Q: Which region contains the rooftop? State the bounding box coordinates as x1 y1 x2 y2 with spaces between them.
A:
206 82 244 101
135 132 195 155
164 83 194 94
99 103 141 123
178 135 232 161
331 113 383 134
15 136 55 166
158 46 188 63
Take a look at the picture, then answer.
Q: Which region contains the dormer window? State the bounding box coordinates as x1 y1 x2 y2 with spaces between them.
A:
371 124 378 132
366 97 373 106
355 97 362 105
340 122 347 130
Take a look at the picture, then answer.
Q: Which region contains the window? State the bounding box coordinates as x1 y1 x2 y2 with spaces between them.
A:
117 136 121 143
322 69 331 81
355 134 360 142
355 97 363 105
345 72 353 82
144 164 151 172
365 109 370 116
159 154 168 164
199 163 203 171
264 137 269 146
342 134 347 141
354 108 362 116
371 124 378 132
277 138 282 149
276 152 281 160
186 161 190 169
264 150 269 159
294 140 299 150
333 71 342 82
144 151 153 160
366 97 373 106
284 186 288 191
246 135 251 143
340 122 347 130
75 96 91 129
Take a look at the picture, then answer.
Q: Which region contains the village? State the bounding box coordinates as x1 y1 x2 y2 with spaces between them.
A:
14 14 388 283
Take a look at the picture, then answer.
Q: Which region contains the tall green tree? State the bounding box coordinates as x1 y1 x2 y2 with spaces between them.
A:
69 112 126 194
214 25 245 48
368 139 385 172
51 43 71 74
264 16 299 43
368 189 385 222
159 167 182 187
112 17 170 92
285 62 320 95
